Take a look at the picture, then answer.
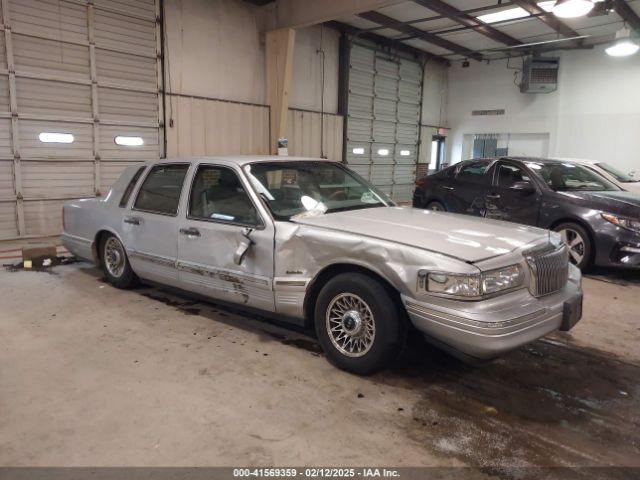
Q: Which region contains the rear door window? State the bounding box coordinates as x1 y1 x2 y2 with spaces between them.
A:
133 164 190 215
456 161 490 183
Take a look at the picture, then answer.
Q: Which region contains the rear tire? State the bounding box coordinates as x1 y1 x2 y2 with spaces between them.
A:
426 201 446 212
314 272 405 375
554 222 592 270
100 233 138 289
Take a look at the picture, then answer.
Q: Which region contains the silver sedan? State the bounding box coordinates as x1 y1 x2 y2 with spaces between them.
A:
62 156 583 374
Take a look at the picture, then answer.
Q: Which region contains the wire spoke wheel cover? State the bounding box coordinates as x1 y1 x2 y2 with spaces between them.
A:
104 237 126 278
326 293 376 358
559 227 585 265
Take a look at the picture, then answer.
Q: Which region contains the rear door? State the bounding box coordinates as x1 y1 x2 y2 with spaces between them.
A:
449 161 492 216
485 160 541 225
176 163 275 312
124 163 190 286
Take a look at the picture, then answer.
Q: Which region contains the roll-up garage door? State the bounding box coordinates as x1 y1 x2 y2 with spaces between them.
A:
0 0 162 239
345 43 422 202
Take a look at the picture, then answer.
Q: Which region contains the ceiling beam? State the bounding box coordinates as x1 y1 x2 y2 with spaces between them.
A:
510 0 581 38
358 10 483 60
273 0 405 29
613 0 640 32
325 20 451 65
412 0 522 46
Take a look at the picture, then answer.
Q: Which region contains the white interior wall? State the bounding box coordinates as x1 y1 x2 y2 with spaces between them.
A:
419 60 449 166
445 45 640 173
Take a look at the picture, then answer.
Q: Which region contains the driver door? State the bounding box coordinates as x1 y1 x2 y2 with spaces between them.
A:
485 161 540 226
177 163 275 312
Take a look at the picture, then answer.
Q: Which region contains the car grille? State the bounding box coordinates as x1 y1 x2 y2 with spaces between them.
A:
525 244 569 297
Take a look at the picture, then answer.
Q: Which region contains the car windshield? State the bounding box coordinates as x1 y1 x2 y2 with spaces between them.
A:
595 162 639 183
526 162 621 192
244 161 390 221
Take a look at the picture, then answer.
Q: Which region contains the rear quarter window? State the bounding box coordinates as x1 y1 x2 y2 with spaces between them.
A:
119 166 146 208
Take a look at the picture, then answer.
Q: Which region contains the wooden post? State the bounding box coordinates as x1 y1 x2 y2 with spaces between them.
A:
266 28 295 155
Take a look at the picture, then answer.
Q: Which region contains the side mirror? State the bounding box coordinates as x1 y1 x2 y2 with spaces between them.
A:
233 228 254 265
510 181 535 195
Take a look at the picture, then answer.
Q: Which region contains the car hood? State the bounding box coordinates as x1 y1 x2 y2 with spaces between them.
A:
292 206 548 263
558 190 640 217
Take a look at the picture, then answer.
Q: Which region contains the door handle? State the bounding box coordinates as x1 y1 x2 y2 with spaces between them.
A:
486 193 501 199
442 186 454 191
124 216 141 225
180 227 201 237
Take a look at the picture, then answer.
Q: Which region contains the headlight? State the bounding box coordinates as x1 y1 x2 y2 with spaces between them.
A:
602 213 640 234
420 264 524 298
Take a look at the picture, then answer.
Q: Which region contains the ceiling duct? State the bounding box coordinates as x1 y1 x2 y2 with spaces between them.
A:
520 57 560 93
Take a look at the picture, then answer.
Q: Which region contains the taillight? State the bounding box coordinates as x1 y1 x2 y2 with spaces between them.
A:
415 178 427 189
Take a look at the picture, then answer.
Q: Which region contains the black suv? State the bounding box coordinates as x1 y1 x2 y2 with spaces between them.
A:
413 157 640 270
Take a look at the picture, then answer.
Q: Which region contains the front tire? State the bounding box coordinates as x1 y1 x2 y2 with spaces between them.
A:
100 234 138 289
314 273 405 375
554 222 592 270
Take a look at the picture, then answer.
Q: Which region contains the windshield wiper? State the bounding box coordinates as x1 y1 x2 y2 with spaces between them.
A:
325 204 384 214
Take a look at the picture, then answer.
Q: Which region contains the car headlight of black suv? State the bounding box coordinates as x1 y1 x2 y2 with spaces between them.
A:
601 213 640 234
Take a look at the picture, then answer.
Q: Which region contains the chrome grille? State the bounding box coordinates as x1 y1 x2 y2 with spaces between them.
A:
525 244 569 297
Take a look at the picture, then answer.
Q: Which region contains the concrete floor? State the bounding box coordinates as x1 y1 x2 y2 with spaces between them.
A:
0 259 639 476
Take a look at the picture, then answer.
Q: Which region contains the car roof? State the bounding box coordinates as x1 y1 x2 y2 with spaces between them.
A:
148 155 330 168
463 156 591 165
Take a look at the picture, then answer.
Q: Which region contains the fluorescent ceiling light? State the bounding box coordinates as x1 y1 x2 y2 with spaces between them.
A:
606 28 639 57
352 147 365 155
477 1 554 24
115 136 144 146
377 148 389 156
552 0 594 18
400 150 411 156
39 132 74 143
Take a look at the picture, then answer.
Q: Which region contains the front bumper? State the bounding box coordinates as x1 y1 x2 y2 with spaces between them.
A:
593 220 640 269
401 265 583 361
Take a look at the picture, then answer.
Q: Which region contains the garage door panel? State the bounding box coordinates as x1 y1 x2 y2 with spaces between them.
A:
94 0 157 20
22 161 94 198
10 0 88 44
372 143 394 164
391 184 414 202
349 69 374 95
13 34 90 80
94 9 156 57
23 199 65 236
20 120 93 159
96 48 156 90
399 59 421 83
99 125 158 160
393 163 416 183
398 102 420 124
372 120 395 144
0 35 7 71
98 87 158 124
375 58 398 79
371 165 393 187
17 78 92 120
0 201 18 239
395 145 417 164
0 75 10 115
350 45 374 71
397 123 418 144
399 82 421 105
374 75 398 100
346 118 371 142
348 94 372 119
346 142 370 165
0 161 15 199
100 160 143 193
373 98 396 122
0 119 12 158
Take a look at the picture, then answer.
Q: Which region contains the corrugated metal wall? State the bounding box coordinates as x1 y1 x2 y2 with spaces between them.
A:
165 94 344 161
0 0 162 239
